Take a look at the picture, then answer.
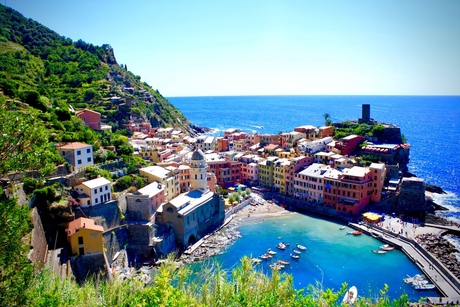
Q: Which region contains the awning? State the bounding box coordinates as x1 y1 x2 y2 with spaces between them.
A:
362 212 382 222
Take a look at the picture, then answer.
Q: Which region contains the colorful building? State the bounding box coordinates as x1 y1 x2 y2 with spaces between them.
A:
76 109 101 130
66 217 104 256
126 182 165 222
58 142 94 171
74 177 112 207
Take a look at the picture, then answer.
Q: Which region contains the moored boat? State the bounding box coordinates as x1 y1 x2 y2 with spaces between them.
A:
403 274 427 285
296 244 307 250
352 231 362 236
259 254 269 260
380 244 395 251
340 226 346 230
342 286 358 305
277 259 290 265
413 282 436 290
372 249 386 254
269 263 284 270
290 253 300 259
276 242 286 250
267 248 277 255
292 249 301 254
251 258 262 264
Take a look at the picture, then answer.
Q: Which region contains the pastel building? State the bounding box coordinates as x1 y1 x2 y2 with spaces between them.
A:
74 177 112 208
294 163 336 202
139 165 180 201
323 164 385 215
76 109 101 130
258 157 278 188
58 142 94 171
66 217 104 256
126 182 165 222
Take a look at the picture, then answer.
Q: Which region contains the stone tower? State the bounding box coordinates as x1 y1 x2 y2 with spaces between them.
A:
359 104 370 124
190 149 208 193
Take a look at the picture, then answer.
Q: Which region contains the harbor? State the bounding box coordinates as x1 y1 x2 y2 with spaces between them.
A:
349 219 460 303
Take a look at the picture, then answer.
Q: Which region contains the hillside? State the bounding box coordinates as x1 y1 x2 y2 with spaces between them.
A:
0 4 196 137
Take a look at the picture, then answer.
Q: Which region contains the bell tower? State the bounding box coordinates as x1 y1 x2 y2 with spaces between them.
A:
190 149 208 192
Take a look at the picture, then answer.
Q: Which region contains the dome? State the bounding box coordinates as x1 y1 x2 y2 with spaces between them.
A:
191 149 205 161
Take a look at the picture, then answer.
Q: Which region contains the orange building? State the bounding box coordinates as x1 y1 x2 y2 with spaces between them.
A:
66 217 104 256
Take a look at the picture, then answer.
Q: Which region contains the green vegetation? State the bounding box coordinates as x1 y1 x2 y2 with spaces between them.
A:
7 255 410 307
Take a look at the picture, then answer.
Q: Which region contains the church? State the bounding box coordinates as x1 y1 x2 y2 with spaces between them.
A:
156 149 225 248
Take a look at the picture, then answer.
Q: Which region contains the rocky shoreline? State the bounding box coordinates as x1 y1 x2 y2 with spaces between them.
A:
416 233 460 279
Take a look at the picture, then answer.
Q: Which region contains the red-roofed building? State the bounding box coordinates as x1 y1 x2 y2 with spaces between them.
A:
66 217 104 256
57 142 94 171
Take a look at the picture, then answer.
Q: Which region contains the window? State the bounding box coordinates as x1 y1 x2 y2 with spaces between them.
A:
77 159 82 165
87 157 92 162
94 189 97 194
77 150 81 155
105 186 108 191
99 187 102 192
78 236 83 244
87 148 91 153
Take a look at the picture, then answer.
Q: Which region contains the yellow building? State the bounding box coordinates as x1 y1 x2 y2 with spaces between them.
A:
139 165 180 201
258 157 277 188
66 217 104 256
273 158 290 194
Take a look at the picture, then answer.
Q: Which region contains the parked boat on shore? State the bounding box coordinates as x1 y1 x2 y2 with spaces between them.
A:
342 286 358 305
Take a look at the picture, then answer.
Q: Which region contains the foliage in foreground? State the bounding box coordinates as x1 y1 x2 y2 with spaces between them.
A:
22 257 412 307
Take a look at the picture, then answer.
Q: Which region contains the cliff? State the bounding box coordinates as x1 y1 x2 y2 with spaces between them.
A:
0 4 196 135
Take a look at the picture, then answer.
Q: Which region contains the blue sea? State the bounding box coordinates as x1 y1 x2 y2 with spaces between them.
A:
168 95 460 301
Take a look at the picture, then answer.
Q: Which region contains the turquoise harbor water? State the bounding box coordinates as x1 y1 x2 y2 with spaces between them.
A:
169 95 460 301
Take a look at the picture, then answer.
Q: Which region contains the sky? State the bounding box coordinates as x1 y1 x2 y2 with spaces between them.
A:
5 0 460 96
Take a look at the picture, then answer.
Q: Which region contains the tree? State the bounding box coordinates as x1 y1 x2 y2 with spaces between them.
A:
0 98 56 177
0 197 34 307
323 113 332 126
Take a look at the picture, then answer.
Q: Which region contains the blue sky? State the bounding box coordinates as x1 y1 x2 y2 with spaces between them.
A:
6 0 460 96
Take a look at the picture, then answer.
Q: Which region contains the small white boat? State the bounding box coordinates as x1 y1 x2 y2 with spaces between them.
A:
340 226 346 230
269 263 284 270
413 282 435 290
267 248 277 255
292 249 301 254
276 242 286 250
403 274 426 284
380 245 395 251
259 254 269 260
251 258 262 264
372 249 387 254
296 244 307 251
290 253 300 259
342 286 358 305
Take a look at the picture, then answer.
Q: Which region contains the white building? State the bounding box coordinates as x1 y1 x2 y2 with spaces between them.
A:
74 177 112 207
58 142 94 171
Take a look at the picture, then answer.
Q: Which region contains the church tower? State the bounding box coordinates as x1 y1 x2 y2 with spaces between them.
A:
190 149 208 193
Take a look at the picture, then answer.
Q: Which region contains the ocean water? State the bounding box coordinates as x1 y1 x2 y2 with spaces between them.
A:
169 95 460 301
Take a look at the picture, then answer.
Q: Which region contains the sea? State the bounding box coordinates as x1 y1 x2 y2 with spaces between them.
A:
168 95 460 301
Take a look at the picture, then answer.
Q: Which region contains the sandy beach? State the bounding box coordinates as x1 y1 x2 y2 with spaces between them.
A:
233 198 294 222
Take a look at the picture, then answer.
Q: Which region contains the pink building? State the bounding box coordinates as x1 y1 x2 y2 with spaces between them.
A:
76 109 101 130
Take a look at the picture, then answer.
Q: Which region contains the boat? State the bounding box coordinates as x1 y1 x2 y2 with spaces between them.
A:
342 286 358 305
352 231 362 236
251 258 262 264
292 249 301 254
267 248 277 255
277 260 290 265
259 254 269 260
290 253 300 259
276 242 287 250
269 263 284 270
296 244 307 251
403 274 427 284
372 249 387 254
413 282 436 290
380 244 395 251
340 226 346 230
282 242 290 247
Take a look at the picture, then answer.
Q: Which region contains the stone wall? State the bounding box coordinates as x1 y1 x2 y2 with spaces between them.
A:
77 200 121 230
102 225 129 265
29 208 48 271
397 177 426 213
70 252 111 284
